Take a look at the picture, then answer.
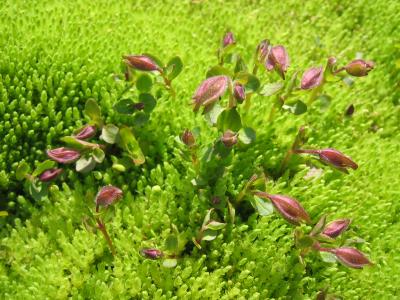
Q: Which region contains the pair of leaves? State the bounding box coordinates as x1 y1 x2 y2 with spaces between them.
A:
76 148 105 173
16 160 56 181
250 196 274 216
114 93 156 115
282 100 308 115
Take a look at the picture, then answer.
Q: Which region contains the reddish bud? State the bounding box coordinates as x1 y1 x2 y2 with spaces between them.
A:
256 40 270 63
233 83 246 102
47 147 80 164
95 186 123 208
192 75 229 112
222 31 235 47
38 168 63 182
141 248 163 259
322 219 351 238
266 45 289 79
343 59 374 77
74 125 97 140
332 247 372 269
221 130 238 147
181 129 196 147
133 102 145 111
123 55 161 72
301 66 324 90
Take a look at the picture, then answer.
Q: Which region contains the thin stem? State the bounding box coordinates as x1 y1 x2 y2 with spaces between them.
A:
278 126 307 176
96 217 116 256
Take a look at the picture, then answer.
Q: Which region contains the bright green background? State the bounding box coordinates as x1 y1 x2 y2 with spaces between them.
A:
0 0 399 299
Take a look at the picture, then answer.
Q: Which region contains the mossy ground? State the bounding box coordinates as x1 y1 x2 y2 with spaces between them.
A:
0 0 399 299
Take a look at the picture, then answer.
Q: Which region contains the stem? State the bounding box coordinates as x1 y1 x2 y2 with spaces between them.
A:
96 217 116 256
252 64 258 76
278 126 307 176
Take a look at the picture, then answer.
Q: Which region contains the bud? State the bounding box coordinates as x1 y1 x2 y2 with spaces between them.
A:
221 130 238 147
192 75 229 112
95 185 123 208
47 147 80 164
256 192 311 225
133 102 145 111
265 45 289 79
256 39 270 63
322 219 351 238
141 248 163 259
222 31 235 48
123 55 161 72
332 247 372 269
74 125 97 140
38 168 63 182
343 59 374 77
181 129 195 147
233 83 246 102
301 66 324 90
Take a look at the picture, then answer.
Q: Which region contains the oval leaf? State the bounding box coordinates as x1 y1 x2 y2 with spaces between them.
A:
250 196 274 216
100 124 119 144
114 99 135 114
202 229 218 241
76 156 97 173
32 160 56 177
16 162 31 181
238 127 256 145
217 108 242 132
260 82 284 97
206 221 226 231
118 127 145 165
166 56 183 80
162 258 178 268
84 99 102 126
136 74 153 92
92 148 105 163
139 93 156 114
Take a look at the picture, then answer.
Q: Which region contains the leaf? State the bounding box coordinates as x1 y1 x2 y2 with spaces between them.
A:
238 127 256 144
28 180 48 201
162 258 178 268
234 55 248 74
206 66 233 78
136 73 153 92
100 124 119 144
16 162 31 181
118 127 145 165
297 236 314 248
235 72 260 93
133 112 150 126
260 82 284 96
76 156 97 173
165 235 179 253
320 251 337 263
282 100 308 115
0 211 8 217
227 200 235 223
205 221 226 231
113 99 135 114
32 160 56 177
202 209 214 228
139 93 156 114
204 103 224 126
250 196 274 216
166 56 183 80
286 71 299 93
92 148 105 163
310 214 328 236
217 108 242 132
84 99 102 126
202 229 218 241
60 136 99 151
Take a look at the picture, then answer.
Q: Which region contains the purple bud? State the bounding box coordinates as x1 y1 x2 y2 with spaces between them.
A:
332 247 372 269
133 102 145 111
222 31 235 48
123 55 161 72
301 66 324 90
344 59 374 77
256 40 270 63
181 129 196 147
141 248 163 259
233 83 246 102
322 219 351 238
95 186 123 208
221 130 238 148
266 45 289 79
74 125 97 140
47 147 80 164
38 168 63 182
192 75 229 112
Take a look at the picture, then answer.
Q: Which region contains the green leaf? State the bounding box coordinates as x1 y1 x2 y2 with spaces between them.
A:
84 99 102 126
76 155 96 173
235 72 260 93
205 221 226 231
297 236 315 248
227 200 235 223
238 127 256 144
136 74 153 92
118 127 145 165
202 209 214 228
250 196 274 216
165 235 179 253
28 180 48 201
286 71 299 94
92 148 105 163
310 214 327 236
166 56 183 80
282 100 308 115
0 211 8 217
202 229 218 241
162 258 178 268
204 103 224 126
260 82 284 97
217 108 242 132
60 136 99 151
32 160 56 177
320 251 337 263
113 99 135 114
16 162 31 181
100 124 119 144
139 93 156 114
234 55 248 74
206 66 233 78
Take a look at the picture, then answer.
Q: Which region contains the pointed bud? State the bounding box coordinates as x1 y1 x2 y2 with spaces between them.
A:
47 147 80 164
221 130 238 147
222 32 235 48
181 129 195 147
344 59 374 77
38 168 63 182
74 125 97 140
322 219 351 238
266 45 289 79
301 66 324 90
332 247 372 269
256 40 270 63
141 248 163 259
233 83 246 102
192 75 229 112
95 186 123 208
123 55 161 72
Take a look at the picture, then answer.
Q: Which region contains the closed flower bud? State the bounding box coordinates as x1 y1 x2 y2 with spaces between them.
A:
332 247 372 269
256 39 270 63
74 125 97 140
343 59 374 77
123 55 161 72
322 219 351 238
95 186 123 208
181 129 195 147
47 147 80 164
141 248 163 259
222 31 235 48
233 83 246 102
38 168 63 182
266 45 289 79
301 66 324 90
221 130 238 147
192 75 229 112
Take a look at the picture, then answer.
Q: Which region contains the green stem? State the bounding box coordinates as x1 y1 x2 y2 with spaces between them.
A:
96 218 116 256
